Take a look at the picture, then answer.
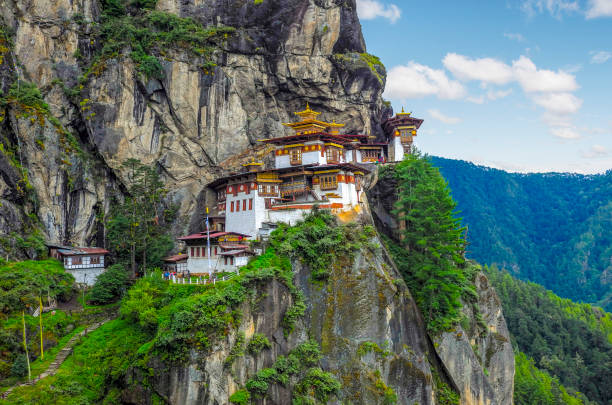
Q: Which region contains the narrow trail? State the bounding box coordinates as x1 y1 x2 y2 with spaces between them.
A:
1 318 111 400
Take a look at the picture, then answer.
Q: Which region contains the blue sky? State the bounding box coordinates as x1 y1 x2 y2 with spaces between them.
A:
357 0 612 173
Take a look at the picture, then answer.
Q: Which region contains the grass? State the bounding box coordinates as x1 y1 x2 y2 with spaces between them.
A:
5 319 149 404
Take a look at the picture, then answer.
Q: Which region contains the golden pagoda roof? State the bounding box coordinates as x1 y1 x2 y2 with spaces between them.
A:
294 103 321 118
283 104 345 134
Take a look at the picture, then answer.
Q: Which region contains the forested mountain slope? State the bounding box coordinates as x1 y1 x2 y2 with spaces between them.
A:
431 156 612 310
486 266 612 404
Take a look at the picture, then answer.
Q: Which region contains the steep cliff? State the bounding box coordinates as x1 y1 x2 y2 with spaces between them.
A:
0 0 389 256
368 168 515 405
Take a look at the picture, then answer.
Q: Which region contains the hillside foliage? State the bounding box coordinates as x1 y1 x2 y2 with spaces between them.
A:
514 351 588 405
0 259 73 314
5 211 357 403
380 153 475 334
431 157 612 311
487 266 612 404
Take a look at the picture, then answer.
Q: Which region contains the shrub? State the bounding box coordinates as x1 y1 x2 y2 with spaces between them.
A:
11 354 28 377
229 389 250 405
89 264 130 305
246 368 277 397
247 333 271 355
294 367 341 403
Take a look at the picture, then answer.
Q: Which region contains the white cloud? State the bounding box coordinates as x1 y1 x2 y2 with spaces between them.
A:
512 56 579 93
428 109 462 124
532 92 583 114
443 53 514 85
550 126 581 139
504 33 526 42
356 0 401 23
487 89 513 100
521 0 580 18
384 62 466 100
582 144 610 157
586 0 612 18
466 95 485 104
590 50 612 63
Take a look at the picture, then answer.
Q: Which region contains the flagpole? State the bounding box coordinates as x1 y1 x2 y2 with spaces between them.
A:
39 296 44 360
206 207 212 275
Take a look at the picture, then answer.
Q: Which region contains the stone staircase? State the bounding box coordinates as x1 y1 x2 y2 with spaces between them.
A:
1 319 110 400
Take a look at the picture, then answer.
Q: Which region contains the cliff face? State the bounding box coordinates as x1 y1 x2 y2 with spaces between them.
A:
368 173 515 405
123 230 441 405
0 0 389 254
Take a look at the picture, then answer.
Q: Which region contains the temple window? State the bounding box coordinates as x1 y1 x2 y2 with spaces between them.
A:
400 129 413 145
258 184 277 196
320 175 338 190
325 147 341 164
361 149 379 161
290 148 302 165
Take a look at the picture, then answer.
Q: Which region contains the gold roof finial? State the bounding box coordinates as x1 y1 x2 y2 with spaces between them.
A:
398 107 411 116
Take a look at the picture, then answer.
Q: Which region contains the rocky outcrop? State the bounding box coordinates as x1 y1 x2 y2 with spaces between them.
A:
0 0 390 255
368 171 515 405
432 271 515 405
123 230 442 405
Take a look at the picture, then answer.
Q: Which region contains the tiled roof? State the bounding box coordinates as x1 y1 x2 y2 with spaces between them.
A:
178 231 250 241
163 254 188 262
52 246 110 256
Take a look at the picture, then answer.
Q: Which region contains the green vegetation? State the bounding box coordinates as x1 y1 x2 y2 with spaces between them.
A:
514 351 587 405
487 266 612 403
5 211 347 402
359 53 385 83
88 264 130 305
431 368 460 405
246 333 271 355
0 81 50 118
229 388 250 404
272 208 376 281
241 340 341 403
0 260 73 314
430 157 612 311
6 318 149 404
106 159 175 276
382 152 474 334
332 52 386 84
357 341 391 359
84 0 234 80
225 331 245 367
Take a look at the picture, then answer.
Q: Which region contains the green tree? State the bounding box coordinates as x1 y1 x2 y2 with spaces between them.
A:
106 159 173 277
88 264 130 304
390 151 467 333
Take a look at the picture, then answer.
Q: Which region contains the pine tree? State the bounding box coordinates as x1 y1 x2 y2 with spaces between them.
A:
391 151 467 333
106 159 173 277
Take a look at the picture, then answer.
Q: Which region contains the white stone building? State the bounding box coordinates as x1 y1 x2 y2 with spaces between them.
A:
47 245 110 286
177 231 254 275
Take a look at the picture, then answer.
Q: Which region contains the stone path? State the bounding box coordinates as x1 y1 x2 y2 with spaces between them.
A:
1 319 110 400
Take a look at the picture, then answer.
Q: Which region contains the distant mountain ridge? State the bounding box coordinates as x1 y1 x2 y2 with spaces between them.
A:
430 156 612 310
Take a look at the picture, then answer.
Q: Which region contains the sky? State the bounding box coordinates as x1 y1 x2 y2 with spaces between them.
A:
356 0 612 174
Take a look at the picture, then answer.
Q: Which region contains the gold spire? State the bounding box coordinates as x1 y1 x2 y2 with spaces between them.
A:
398 107 411 116
294 103 321 120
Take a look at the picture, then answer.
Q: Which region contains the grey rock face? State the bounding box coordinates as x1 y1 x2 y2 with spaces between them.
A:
367 171 515 405
0 0 388 253
122 233 437 405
